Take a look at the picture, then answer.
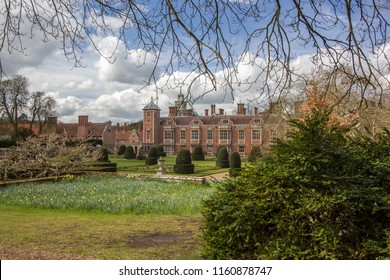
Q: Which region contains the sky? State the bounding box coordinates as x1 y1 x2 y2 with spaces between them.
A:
1 1 389 124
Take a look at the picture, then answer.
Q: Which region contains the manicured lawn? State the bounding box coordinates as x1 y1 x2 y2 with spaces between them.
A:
0 175 216 259
110 155 228 176
0 204 204 259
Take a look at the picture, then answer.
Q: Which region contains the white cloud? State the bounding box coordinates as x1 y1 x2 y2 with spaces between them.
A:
96 37 160 85
2 9 388 125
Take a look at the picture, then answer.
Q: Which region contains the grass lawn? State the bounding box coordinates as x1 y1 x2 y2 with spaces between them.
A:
0 175 216 259
110 155 229 176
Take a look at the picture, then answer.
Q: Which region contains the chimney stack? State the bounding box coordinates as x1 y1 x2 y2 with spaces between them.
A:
124 123 128 131
253 107 259 115
237 103 245 115
78 115 88 125
205 109 209 116
219 108 224 115
117 123 120 131
211 104 216 115
169 106 178 116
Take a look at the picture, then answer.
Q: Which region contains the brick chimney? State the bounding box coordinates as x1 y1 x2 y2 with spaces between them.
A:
116 123 120 132
219 108 224 115
253 107 259 115
237 103 245 115
124 123 127 131
78 115 88 125
205 109 209 116
211 104 216 115
169 106 178 116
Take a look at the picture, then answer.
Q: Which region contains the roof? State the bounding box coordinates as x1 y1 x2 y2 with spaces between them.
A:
160 112 288 126
143 100 160 110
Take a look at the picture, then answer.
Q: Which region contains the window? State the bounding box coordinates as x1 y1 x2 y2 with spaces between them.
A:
239 146 245 153
207 145 213 154
164 145 173 154
254 119 261 124
146 130 151 141
193 120 199 125
180 130 186 140
222 119 229 124
219 129 231 140
191 129 199 140
238 129 245 140
146 111 151 117
164 130 173 140
207 129 213 140
252 129 261 140
270 129 277 140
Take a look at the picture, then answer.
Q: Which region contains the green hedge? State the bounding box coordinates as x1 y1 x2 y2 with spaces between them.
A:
192 146 205 161
78 162 117 173
216 147 229 168
173 164 195 174
124 146 136 159
145 147 158 165
174 149 194 174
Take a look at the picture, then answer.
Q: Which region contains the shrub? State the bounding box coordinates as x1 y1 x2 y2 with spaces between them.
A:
78 162 117 172
192 145 205 161
0 137 16 148
0 134 100 179
124 146 136 159
136 154 146 160
202 112 390 260
229 152 241 177
216 146 229 168
157 146 167 157
145 146 158 165
117 145 126 155
174 149 194 174
248 146 262 162
97 146 109 162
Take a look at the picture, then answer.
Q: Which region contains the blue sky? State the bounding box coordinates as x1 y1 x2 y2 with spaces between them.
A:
1 0 389 124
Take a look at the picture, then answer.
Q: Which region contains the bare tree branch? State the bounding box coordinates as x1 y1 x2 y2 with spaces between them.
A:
0 0 389 103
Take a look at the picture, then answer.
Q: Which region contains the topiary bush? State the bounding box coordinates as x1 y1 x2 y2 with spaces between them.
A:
157 146 167 157
124 145 136 159
174 149 194 174
248 145 262 162
192 145 205 161
229 152 242 177
145 146 158 165
117 145 126 155
202 112 390 260
216 146 229 168
97 146 109 162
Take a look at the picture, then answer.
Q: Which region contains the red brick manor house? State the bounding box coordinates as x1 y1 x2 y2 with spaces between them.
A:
44 93 300 156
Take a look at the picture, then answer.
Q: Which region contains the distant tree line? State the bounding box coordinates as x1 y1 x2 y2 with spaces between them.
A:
0 75 57 140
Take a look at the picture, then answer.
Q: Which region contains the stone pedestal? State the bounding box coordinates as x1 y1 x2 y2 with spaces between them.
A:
156 156 165 175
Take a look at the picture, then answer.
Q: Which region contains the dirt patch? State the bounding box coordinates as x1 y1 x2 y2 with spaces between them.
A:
0 244 94 260
127 232 194 248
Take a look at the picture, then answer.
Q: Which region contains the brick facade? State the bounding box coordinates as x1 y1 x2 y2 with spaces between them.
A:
3 94 300 156
141 94 299 156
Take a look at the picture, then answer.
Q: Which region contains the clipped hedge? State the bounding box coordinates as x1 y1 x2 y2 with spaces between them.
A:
173 164 195 174
97 147 109 162
192 145 205 161
124 145 136 159
145 146 158 165
117 145 126 155
174 149 194 174
216 146 229 168
157 146 167 157
229 152 242 177
78 162 117 173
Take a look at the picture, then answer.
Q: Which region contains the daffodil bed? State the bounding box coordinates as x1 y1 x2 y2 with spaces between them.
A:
0 175 215 215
